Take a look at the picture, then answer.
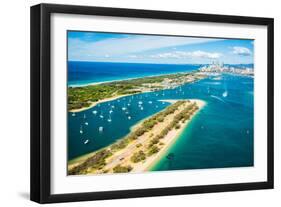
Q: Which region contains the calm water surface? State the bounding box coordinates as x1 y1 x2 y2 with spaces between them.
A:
68 64 254 170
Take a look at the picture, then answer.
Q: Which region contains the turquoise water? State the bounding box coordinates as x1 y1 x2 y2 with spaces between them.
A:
68 61 199 86
68 73 253 170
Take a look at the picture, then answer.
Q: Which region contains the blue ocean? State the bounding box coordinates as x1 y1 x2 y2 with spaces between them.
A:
68 61 200 86
67 62 253 171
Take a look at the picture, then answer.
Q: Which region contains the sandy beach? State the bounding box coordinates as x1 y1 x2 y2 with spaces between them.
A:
143 99 206 171
68 71 192 88
68 99 206 175
69 94 133 113
130 99 206 172
68 71 206 113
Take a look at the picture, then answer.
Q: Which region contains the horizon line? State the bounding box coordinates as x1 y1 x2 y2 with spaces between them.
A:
67 60 254 65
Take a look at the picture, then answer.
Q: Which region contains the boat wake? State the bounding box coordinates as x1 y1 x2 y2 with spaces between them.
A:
210 95 227 104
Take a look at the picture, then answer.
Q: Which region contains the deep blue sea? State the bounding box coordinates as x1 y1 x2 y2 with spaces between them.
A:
68 61 200 86
68 62 254 171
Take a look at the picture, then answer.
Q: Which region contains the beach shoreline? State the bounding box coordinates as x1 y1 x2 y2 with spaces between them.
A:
68 70 198 88
68 71 206 113
68 99 206 175
143 99 206 171
69 94 134 113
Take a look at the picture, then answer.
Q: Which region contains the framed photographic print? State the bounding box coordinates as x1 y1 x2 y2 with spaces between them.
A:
30 3 274 203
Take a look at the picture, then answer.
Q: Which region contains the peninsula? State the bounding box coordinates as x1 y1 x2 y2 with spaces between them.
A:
68 72 206 112
68 99 205 175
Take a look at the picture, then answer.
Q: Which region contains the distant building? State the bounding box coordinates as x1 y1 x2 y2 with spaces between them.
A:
198 61 253 77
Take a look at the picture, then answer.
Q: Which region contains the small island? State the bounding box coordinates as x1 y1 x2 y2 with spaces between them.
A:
68 72 206 112
68 99 205 175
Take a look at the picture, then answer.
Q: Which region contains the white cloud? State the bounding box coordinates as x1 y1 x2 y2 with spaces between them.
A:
68 36 219 60
150 50 222 59
232 46 252 56
128 55 138 58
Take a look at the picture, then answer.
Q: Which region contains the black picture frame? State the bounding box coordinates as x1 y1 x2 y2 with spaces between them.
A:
30 3 274 204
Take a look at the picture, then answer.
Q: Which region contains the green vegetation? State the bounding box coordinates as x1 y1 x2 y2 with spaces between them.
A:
68 83 138 110
109 101 187 153
68 72 205 111
68 149 112 175
113 165 133 173
111 138 130 152
147 145 160 156
130 150 146 163
68 100 200 175
136 143 142 148
149 137 160 147
146 102 198 155
175 124 181 129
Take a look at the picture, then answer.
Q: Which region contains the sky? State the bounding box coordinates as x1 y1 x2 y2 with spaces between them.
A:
68 31 254 64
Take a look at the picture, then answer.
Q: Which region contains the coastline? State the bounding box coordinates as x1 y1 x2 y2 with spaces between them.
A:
140 99 206 172
69 94 133 113
68 70 197 88
68 99 206 175
68 71 206 113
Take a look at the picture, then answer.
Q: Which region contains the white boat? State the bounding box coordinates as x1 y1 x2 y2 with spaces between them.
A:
71 113 76 117
84 139 89 144
85 122 89 126
107 115 112 122
138 101 143 105
122 107 126 111
140 107 144 110
128 116 131 120
222 91 228 97
99 112 104 118
109 110 113 114
79 126 83 134
92 110 97 114
148 101 152 104
98 126 103 132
